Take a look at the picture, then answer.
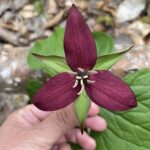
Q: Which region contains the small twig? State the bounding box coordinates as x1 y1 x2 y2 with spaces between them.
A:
44 10 64 29
0 28 28 46
0 21 18 31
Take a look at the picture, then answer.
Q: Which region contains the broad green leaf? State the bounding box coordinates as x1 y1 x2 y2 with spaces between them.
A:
26 79 43 98
27 27 64 70
32 54 70 76
74 90 90 133
93 32 115 56
91 69 150 150
94 46 133 70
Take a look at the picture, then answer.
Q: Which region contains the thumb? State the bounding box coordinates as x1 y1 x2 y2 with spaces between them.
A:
34 104 78 145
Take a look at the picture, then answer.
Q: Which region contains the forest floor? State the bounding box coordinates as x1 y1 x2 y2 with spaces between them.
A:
0 0 150 124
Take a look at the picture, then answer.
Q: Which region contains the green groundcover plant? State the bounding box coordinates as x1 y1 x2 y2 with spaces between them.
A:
27 4 150 150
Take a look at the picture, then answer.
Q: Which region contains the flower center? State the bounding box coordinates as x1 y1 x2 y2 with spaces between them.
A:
73 68 96 95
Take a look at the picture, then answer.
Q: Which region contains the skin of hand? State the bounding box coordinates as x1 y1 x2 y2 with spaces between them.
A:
0 103 107 150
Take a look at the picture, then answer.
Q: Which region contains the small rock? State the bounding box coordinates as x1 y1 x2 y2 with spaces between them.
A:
0 0 27 15
60 20 66 28
87 18 96 29
65 0 74 7
2 11 15 22
12 0 27 10
116 0 146 23
3 44 13 49
0 93 29 125
115 34 134 45
113 45 150 77
108 0 123 9
56 0 65 8
88 0 104 15
0 0 10 15
128 21 150 37
79 1 88 10
0 46 45 93
27 16 46 33
0 47 29 91
20 4 38 19
14 77 21 83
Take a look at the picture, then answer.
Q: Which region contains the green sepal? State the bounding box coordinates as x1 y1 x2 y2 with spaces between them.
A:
94 46 133 70
31 54 71 76
74 90 90 134
27 27 64 71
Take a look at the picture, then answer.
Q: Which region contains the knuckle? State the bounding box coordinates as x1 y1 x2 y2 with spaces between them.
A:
55 105 77 128
56 109 69 126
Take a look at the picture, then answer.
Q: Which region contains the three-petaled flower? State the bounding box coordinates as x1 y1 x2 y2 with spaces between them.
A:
33 4 137 112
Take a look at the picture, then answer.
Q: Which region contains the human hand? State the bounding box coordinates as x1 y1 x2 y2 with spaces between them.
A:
0 103 107 150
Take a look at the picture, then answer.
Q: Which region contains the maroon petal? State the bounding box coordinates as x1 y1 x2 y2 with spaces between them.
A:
64 4 97 71
85 71 137 111
32 73 79 111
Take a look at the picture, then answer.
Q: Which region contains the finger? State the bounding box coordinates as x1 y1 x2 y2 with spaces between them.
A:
56 136 66 144
51 136 67 150
34 104 77 146
65 129 96 150
76 131 96 150
85 116 107 131
8 104 52 127
58 143 71 150
88 102 100 117
51 145 59 150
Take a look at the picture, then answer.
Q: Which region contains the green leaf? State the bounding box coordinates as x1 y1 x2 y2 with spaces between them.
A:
94 46 133 70
91 69 150 150
30 27 64 56
93 32 115 56
32 54 70 76
27 27 64 70
74 90 90 133
26 79 43 98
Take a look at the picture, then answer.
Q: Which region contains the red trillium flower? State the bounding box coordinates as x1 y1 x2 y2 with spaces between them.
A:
33 4 137 112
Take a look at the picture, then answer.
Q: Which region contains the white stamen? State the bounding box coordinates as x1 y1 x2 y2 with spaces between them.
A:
73 80 79 88
83 75 88 79
87 80 95 84
77 79 85 95
77 67 84 72
76 76 82 80
88 70 98 74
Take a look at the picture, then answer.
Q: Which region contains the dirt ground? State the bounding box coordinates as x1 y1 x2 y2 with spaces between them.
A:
0 0 150 124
